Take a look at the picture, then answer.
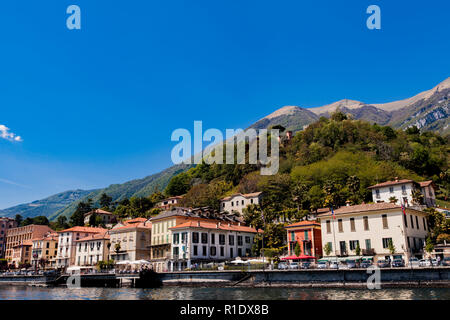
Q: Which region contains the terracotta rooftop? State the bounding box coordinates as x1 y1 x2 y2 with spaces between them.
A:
110 222 151 232
83 209 113 217
169 220 259 233
317 203 402 217
221 192 262 201
76 231 110 242
285 220 321 229
57 226 107 234
419 180 434 187
368 179 415 189
123 217 148 225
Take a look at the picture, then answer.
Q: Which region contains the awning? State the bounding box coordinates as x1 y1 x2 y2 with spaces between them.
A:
281 255 317 260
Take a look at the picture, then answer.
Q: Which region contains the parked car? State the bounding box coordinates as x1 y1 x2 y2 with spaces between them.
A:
392 259 405 267
288 262 299 269
346 260 357 269
441 257 450 266
329 261 339 269
360 260 372 268
419 259 431 267
408 258 420 268
317 261 328 269
277 263 288 270
431 259 439 266
300 262 312 269
377 259 390 268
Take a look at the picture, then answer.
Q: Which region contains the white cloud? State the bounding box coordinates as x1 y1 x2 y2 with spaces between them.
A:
0 124 22 142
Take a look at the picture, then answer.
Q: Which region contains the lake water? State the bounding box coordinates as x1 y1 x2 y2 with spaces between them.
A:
0 285 449 300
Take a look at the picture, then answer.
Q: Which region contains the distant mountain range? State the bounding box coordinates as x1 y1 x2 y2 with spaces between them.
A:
1 78 448 221
0 190 92 219
252 77 449 134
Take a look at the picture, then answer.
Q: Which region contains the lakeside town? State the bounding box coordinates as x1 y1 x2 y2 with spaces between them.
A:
1 177 449 278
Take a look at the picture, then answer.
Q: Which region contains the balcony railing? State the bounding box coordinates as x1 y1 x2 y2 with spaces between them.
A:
335 250 348 257
362 248 376 256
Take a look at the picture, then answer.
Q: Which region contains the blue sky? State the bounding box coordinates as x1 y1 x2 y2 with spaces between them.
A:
0 0 449 209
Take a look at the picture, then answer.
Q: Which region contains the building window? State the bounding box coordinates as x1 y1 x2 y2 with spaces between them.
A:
237 236 243 246
382 214 388 229
327 242 332 252
230 247 234 257
219 234 225 245
173 233 179 245
363 216 369 231
407 237 410 249
401 185 407 195
423 218 427 231
238 248 242 257
338 219 343 233
202 246 207 256
410 215 414 229
404 214 408 228
326 220 331 234
349 240 359 251
201 233 208 244
210 246 216 256
193 245 198 256
192 232 199 244
365 239 371 250
389 187 394 193
211 234 215 245
415 216 419 230
350 218 356 232
241 200 244 205
375 189 380 199
382 238 392 249
245 236 250 244
229 235 235 246
220 247 224 256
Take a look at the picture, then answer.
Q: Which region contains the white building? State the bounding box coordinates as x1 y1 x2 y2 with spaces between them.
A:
318 202 429 263
168 220 258 271
220 192 262 215
368 178 436 208
56 226 106 268
109 220 152 262
156 196 183 210
74 231 110 266
83 209 116 227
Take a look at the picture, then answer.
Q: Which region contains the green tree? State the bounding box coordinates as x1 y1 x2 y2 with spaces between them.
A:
323 242 332 256
70 199 93 226
425 237 434 255
388 239 396 255
15 214 23 226
355 242 361 256
99 193 113 209
294 242 301 257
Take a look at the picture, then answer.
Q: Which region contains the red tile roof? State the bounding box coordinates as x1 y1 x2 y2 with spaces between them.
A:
75 231 110 242
419 180 433 187
170 220 258 233
221 192 262 201
123 217 148 225
57 226 107 234
285 221 321 229
83 209 114 217
368 179 414 189
111 222 151 231
318 203 402 217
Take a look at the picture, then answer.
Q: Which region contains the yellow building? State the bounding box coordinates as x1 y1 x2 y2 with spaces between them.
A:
32 233 59 269
149 207 243 272
109 220 152 262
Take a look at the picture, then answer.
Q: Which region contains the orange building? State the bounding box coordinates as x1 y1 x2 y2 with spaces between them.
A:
5 224 54 265
285 221 322 258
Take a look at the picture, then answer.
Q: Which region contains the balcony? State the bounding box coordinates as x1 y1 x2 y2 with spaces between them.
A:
362 248 376 256
335 250 348 257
